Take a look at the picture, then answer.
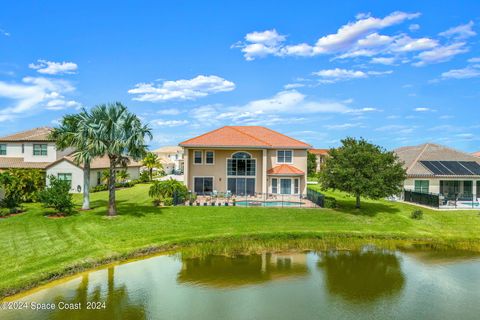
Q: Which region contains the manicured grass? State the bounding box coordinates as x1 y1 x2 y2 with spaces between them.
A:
1 183 480 298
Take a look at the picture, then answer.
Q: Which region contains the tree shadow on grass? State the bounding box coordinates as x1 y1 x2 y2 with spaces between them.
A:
332 197 401 217
89 199 164 217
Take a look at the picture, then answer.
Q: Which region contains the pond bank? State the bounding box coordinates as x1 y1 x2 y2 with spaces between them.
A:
2 233 480 300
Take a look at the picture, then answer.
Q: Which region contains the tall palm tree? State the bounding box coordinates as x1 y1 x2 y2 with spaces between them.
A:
82 102 152 216
50 113 101 210
142 152 163 181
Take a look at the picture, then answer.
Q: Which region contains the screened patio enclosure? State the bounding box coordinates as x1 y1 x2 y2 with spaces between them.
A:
439 180 480 200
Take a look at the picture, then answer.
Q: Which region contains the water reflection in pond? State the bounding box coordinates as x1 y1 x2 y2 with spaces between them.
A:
1 248 480 320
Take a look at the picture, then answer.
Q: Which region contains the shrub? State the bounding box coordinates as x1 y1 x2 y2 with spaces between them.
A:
149 179 188 206
92 184 108 192
324 196 337 208
4 169 45 202
163 197 173 206
39 176 75 216
411 209 423 220
139 170 151 183
0 173 23 212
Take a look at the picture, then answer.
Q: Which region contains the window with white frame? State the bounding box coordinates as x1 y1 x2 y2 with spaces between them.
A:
277 150 293 163
272 178 278 194
205 151 214 164
294 178 299 194
194 151 202 164
33 144 48 156
0 144 6 155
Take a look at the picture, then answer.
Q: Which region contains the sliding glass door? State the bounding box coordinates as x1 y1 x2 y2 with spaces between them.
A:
227 178 255 196
194 177 213 195
280 179 291 195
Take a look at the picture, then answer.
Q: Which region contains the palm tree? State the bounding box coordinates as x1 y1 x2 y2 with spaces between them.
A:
142 152 163 181
117 170 130 183
50 113 101 210
82 102 152 216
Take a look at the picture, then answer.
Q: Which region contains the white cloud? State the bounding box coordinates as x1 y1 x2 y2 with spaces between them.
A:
441 66 480 79
390 35 438 52
467 57 480 63
370 57 396 65
153 119 189 127
0 28 10 37
413 42 468 66
235 11 420 60
409 24 420 31
439 21 476 39
312 68 392 83
128 75 235 102
324 123 363 130
414 107 434 112
0 76 80 121
283 83 305 89
28 60 78 75
156 108 182 115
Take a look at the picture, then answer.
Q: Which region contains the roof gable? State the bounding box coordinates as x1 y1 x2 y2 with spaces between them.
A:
179 126 311 149
0 127 53 142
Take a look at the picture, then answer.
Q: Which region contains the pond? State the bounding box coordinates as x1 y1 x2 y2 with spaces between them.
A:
1 248 480 320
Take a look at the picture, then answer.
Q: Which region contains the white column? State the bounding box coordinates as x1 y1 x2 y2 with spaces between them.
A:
262 149 267 194
473 180 477 201
183 148 189 190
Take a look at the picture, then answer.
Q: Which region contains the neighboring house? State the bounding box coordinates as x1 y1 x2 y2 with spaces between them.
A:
152 146 184 174
0 127 72 171
473 151 480 157
46 155 142 193
179 126 311 195
309 149 329 172
395 143 480 201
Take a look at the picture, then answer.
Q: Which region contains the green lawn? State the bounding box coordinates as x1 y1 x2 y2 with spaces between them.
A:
1 183 480 298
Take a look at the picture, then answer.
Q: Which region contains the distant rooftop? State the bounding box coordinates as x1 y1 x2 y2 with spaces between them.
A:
395 143 480 177
0 127 53 142
309 148 329 155
179 126 311 149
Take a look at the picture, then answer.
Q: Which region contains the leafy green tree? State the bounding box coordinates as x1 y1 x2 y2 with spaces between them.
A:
142 152 163 181
39 175 75 216
82 102 152 216
149 178 188 206
319 137 406 208
50 113 102 210
5 169 45 202
307 152 317 176
0 172 23 213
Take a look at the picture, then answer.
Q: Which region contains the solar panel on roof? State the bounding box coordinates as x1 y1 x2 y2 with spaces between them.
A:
431 161 456 175
459 161 480 175
420 161 445 175
442 161 472 175
420 160 480 175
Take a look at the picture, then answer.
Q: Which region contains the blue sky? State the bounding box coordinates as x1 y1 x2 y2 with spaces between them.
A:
1 1 479 151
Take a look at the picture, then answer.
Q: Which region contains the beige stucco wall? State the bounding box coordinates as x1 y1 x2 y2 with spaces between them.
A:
404 177 479 196
184 148 308 194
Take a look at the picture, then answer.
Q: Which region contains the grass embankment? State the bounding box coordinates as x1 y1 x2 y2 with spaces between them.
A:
1 183 480 298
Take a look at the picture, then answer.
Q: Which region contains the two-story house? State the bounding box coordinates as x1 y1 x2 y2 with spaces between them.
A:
0 127 71 171
179 126 311 196
152 146 184 174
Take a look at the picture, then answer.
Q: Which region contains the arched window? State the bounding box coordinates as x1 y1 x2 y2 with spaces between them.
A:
232 152 251 159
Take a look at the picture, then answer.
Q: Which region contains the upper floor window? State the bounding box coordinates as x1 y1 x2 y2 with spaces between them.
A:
194 150 203 164
0 144 6 155
33 144 48 156
205 151 214 164
228 152 256 176
277 150 293 163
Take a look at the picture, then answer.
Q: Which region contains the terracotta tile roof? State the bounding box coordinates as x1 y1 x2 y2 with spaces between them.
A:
46 155 142 170
179 126 311 149
473 151 480 157
0 157 50 169
0 127 53 142
394 143 480 177
267 164 304 175
309 148 329 155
